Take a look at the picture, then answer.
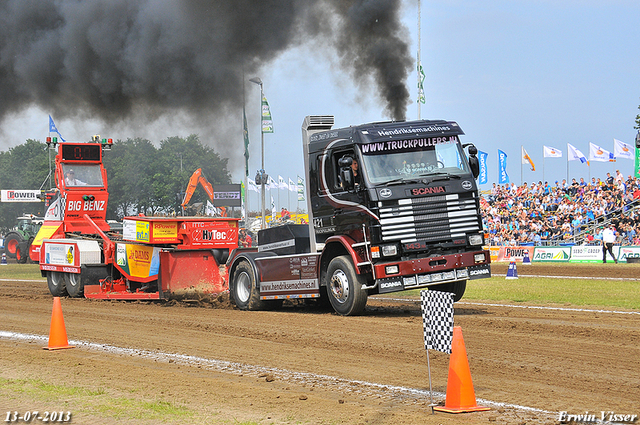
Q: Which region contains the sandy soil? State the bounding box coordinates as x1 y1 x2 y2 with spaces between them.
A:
1 264 639 424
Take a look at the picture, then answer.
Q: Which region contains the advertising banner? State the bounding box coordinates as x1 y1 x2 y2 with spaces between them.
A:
498 150 509 184
214 184 242 207
494 246 534 262
569 245 603 263
613 246 640 261
1 190 41 202
115 243 160 279
532 246 571 262
478 150 488 185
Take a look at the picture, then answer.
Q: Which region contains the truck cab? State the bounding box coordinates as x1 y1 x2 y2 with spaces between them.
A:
227 116 490 316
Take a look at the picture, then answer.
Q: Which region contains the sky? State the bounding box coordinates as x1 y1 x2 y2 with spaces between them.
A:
1 0 640 211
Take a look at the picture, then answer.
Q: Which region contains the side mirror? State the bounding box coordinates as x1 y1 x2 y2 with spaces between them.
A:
464 144 480 179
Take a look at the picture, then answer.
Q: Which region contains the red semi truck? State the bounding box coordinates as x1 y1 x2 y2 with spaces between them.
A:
227 116 491 315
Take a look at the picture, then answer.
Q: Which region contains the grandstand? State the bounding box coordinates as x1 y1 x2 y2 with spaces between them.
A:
481 172 640 247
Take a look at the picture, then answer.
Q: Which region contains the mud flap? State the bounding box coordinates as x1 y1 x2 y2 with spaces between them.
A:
468 264 491 279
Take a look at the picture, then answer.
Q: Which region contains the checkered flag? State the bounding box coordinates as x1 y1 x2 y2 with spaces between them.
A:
421 290 454 354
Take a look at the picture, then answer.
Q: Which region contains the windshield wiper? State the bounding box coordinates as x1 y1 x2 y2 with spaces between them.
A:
384 177 419 186
418 172 461 181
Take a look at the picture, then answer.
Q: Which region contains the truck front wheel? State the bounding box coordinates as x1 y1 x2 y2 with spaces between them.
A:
230 260 264 310
64 272 84 298
326 256 368 316
47 272 68 297
430 280 466 302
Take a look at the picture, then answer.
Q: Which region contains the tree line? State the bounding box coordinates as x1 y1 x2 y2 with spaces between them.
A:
0 135 231 233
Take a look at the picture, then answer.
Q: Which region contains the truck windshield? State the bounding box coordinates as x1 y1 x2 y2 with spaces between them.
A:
62 164 104 187
359 141 471 184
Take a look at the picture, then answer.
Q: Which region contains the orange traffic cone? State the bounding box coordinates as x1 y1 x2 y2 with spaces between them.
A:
43 297 75 350
434 326 489 413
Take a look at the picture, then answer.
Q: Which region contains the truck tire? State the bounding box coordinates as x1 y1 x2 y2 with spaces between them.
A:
430 280 466 302
16 242 29 264
230 260 265 310
326 255 368 316
47 272 68 297
4 233 22 259
64 272 84 298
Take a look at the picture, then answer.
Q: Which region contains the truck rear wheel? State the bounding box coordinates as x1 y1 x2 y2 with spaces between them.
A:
230 260 264 310
326 255 368 316
64 272 84 298
47 272 68 297
430 280 466 302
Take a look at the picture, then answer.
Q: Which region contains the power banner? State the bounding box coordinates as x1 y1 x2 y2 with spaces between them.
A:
491 246 534 262
1 190 41 202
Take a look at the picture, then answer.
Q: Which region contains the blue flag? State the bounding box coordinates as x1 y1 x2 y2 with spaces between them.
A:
48 115 66 142
478 150 488 185
498 149 509 184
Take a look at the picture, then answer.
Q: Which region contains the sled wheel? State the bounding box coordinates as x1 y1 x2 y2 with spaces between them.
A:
64 272 84 298
47 271 68 297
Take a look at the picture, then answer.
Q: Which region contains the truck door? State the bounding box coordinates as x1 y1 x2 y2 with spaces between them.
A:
325 149 368 237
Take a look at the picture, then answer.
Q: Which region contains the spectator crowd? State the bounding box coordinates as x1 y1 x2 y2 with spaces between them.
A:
481 170 640 246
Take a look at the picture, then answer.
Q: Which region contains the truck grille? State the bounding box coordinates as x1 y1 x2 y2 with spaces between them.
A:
378 193 481 243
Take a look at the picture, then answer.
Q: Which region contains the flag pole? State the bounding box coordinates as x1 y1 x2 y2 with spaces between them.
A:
566 145 569 184
417 0 421 120
520 146 523 185
426 348 435 413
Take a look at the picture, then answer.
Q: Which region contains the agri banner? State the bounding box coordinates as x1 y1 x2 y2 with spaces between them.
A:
532 246 571 262
569 245 603 263
613 246 640 261
493 246 535 262
1 190 41 202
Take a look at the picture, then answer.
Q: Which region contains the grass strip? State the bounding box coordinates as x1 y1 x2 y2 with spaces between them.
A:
402 276 640 310
0 377 194 422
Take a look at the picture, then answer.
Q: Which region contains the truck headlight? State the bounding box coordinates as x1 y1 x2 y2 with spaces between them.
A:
381 244 398 257
468 234 484 246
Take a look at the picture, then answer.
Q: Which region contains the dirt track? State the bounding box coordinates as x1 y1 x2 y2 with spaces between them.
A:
1 265 639 424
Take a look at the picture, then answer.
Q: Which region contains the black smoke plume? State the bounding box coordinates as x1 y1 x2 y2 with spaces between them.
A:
0 0 411 125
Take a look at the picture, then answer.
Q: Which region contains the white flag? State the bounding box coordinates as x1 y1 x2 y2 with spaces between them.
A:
589 142 615 163
271 195 276 219
278 175 288 189
614 138 633 160
567 143 588 164
288 178 296 192
521 146 535 171
543 145 562 158
205 200 216 216
247 178 259 193
267 176 277 191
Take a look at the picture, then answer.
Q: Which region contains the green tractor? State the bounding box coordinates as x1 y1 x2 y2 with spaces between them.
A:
3 215 44 263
